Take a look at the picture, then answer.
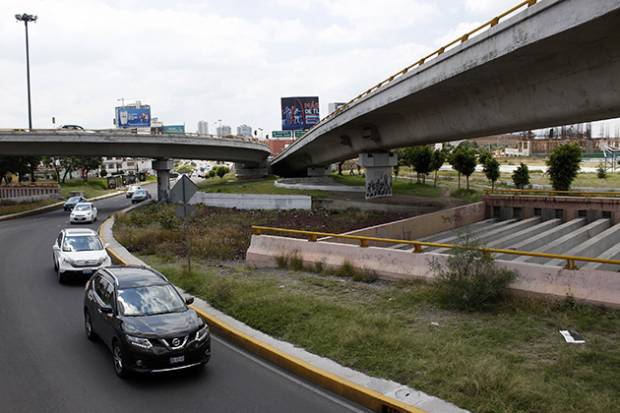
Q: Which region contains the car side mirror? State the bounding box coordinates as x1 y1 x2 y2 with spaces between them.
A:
100 305 113 314
62 245 72 252
103 243 110 249
185 296 194 305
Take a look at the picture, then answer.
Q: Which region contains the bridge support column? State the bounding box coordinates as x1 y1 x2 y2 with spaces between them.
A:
152 159 174 202
359 152 397 200
234 161 268 179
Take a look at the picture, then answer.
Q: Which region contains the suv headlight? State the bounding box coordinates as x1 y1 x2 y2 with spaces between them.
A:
195 324 209 341
126 334 153 349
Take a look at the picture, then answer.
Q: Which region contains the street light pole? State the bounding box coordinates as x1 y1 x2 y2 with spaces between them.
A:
15 13 37 130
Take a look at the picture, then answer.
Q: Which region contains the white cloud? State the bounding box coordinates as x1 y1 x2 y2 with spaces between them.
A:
1 0 617 135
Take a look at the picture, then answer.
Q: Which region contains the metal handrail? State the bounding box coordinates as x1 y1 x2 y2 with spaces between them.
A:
251 224 620 270
485 188 620 197
282 0 538 152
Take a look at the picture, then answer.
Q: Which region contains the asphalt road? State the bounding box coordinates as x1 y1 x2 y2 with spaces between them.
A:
0 188 367 413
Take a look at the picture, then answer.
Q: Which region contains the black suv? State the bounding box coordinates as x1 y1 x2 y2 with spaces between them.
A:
84 266 211 377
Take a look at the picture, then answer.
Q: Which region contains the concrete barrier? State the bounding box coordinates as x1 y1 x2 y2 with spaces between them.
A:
246 234 620 309
323 202 485 247
190 192 311 210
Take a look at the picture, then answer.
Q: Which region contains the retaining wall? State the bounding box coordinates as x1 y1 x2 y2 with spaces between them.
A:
246 235 620 308
190 192 311 210
323 202 485 247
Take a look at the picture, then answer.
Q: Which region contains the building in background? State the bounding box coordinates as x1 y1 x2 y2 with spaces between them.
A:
102 157 152 174
267 139 294 156
237 124 252 137
197 121 209 135
216 125 232 137
328 102 346 114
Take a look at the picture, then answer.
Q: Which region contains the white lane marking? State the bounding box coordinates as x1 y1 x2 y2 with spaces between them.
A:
213 336 369 413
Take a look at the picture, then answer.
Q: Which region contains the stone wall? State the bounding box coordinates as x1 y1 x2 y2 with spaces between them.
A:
0 184 60 203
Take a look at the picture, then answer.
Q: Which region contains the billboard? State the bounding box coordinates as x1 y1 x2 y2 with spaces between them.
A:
115 105 151 128
162 125 185 134
281 96 320 131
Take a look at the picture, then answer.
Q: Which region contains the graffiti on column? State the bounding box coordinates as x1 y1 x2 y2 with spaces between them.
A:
365 171 392 199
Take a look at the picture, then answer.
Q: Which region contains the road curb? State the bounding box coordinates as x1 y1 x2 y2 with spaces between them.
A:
0 189 125 222
98 206 458 413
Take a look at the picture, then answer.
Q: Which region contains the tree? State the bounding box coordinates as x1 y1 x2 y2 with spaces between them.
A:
216 165 230 178
59 157 79 183
402 145 433 183
100 167 108 177
449 146 477 190
74 156 102 181
482 157 500 190
430 148 447 187
0 156 17 185
512 163 530 189
546 143 582 191
176 163 195 174
42 156 63 184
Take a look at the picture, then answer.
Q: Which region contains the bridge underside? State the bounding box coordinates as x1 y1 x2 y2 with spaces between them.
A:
272 2 620 177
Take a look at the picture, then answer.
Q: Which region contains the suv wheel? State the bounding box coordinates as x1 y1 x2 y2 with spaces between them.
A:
53 254 58 271
84 310 96 341
113 341 128 378
57 267 66 284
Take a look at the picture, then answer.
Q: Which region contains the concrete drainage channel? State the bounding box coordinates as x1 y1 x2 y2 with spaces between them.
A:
98 203 467 413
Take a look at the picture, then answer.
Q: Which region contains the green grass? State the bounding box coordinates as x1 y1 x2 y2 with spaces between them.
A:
198 175 327 197
332 174 443 198
60 178 117 198
0 199 59 216
142 257 620 413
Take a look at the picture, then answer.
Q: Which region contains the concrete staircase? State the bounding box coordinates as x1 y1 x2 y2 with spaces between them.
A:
389 216 620 270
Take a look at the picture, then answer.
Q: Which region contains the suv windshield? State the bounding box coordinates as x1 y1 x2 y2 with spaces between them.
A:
117 284 186 316
74 204 91 211
63 235 103 252
134 190 145 196
67 196 81 203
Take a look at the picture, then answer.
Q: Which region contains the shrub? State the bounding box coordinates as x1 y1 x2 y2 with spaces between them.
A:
597 164 608 179
547 143 582 191
512 163 530 189
431 238 517 311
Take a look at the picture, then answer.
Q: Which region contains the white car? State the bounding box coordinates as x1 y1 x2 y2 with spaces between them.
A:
126 184 143 198
70 202 98 224
52 228 112 283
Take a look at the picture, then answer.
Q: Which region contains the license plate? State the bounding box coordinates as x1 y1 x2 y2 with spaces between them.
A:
82 270 93 275
170 356 185 364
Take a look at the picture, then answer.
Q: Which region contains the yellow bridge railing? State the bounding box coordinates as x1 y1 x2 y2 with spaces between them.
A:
288 0 538 146
251 224 620 271
485 188 620 198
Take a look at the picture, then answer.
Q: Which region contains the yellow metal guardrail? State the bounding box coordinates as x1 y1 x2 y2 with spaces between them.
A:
485 188 620 198
251 224 620 270
287 0 538 145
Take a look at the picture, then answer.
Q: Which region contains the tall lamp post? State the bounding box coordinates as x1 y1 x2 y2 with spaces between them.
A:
15 13 38 130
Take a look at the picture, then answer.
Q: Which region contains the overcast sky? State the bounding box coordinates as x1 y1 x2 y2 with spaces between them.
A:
2 0 619 136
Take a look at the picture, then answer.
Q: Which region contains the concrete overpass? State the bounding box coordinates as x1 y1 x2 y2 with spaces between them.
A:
0 130 270 200
271 0 620 196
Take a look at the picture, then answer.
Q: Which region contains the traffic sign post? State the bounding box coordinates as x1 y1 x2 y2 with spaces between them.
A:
170 175 199 273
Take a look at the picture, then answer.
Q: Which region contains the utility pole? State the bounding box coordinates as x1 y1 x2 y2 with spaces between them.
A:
15 13 38 130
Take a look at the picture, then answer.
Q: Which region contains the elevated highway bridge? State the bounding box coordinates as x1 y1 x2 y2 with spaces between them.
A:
0 130 270 201
271 0 620 197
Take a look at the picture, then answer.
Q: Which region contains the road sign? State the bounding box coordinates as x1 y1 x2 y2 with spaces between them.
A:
170 175 198 205
271 130 292 138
